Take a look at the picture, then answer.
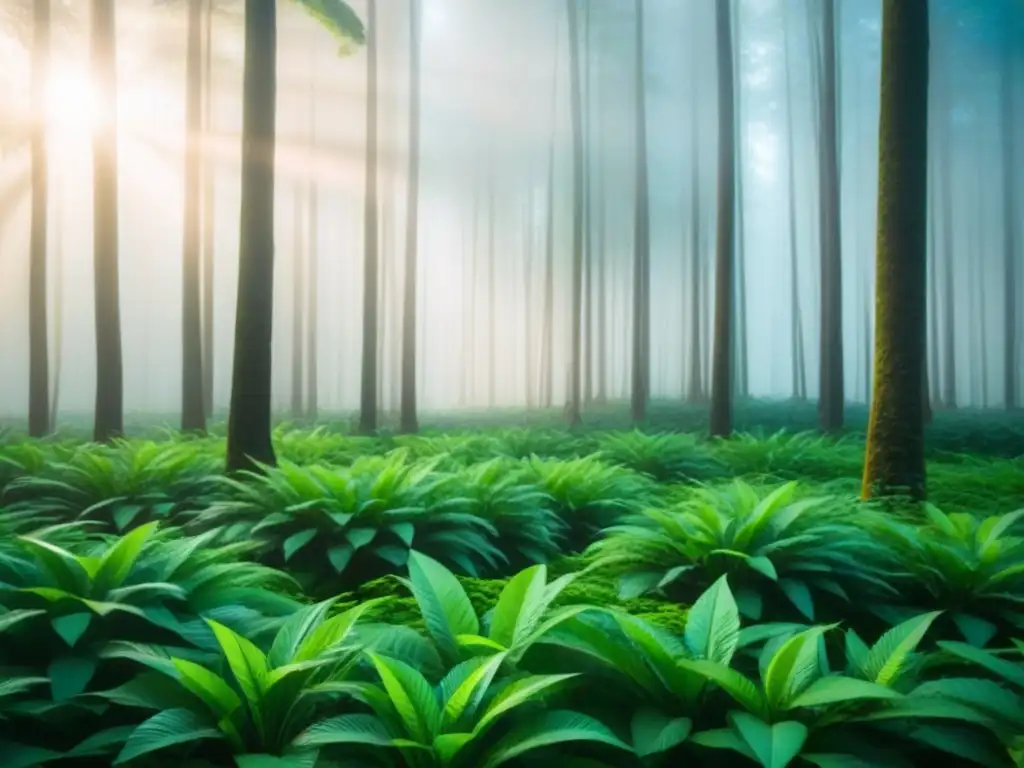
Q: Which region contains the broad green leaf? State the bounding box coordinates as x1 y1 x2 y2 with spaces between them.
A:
763 626 834 711
18 536 90 594
52 612 93 647
282 529 318 562
406 551 479 663
684 575 740 665
293 599 380 663
938 640 1024 688
49 655 98 700
788 676 902 709
952 612 998 648
93 522 159 595
434 732 474 762
292 713 395 748
367 652 441 744
235 753 319 768
172 658 243 719
327 544 353 574
0 608 44 633
268 598 336 668
0 741 61 768
442 652 506 727
630 708 692 758
476 674 579 734
481 710 631 768
678 659 767 719
64 726 134 758
729 711 808 768
206 619 269 705
864 611 941 686
489 565 546 648
114 708 220 764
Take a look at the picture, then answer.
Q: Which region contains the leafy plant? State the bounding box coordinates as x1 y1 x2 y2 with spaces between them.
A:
89 597 382 764
589 481 897 623
871 505 1024 646
595 430 725 483
198 453 505 590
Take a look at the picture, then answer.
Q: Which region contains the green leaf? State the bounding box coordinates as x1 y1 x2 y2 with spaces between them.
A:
52 612 93 647
762 625 834 711
788 676 903 709
0 741 62 768
292 713 395 748
290 0 366 53
293 599 381 663
327 544 353 574
475 674 579 734
114 708 221 764
0 608 45 634
283 529 318 562
481 710 632 768
93 522 159 595
729 711 808 768
172 658 243 719
864 611 942 686
938 640 1024 688
684 575 740 665
366 653 441 744
235 753 319 768
490 565 546 648
18 536 90 594
64 726 135 758
630 708 692 758
778 579 814 620
617 571 663 600
442 653 506 728
206 619 269 705
50 655 98 700
952 612 998 648
406 551 479 663
268 598 336 668
678 659 767 718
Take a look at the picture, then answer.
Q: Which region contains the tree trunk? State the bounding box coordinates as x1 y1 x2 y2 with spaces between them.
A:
630 0 650 425
687 35 703 404
91 0 124 443
290 188 305 418
939 69 957 408
181 0 206 433
523 200 535 409
541 135 555 410
566 0 585 425
29 0 50 437
487 166 497 409
861 0 929 501
358 0 379 434
709 0 736 438
783 13 807 402
817 0 844 433
400 0 422 434
307 182 319 417
225 0 277 472
1002 45 1018 409
49 193 64 430
201 0 215 418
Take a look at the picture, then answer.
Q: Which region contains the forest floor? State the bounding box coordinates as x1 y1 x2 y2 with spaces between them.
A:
0 399 1022 766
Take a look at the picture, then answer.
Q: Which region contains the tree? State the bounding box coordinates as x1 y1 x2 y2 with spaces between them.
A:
181 0 206 433
28 0 50 437
709 0 736 438
1001 34 1018 410
92 0 125 444
816 0 844 433
861 0 929 501
399 0 422 434
629 0 650 426
201 0 216 418
358 0 379 435
226 0 364 472
566 0 585 426
290 187 305 418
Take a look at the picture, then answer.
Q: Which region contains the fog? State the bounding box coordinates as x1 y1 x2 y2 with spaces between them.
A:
0 0 1020 424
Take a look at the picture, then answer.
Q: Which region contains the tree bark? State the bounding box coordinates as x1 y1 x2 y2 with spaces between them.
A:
290 188 305 418
181 0 206 433
400 0 422 434
709 0 736 438
817 0 844 433
225 0 277 471
358 0 379 434
91 0 124 443
201 0 215 418
566 0 585 425
630 0 650 425
861 0 929 501
29 0 50 437
1002 43 1018 410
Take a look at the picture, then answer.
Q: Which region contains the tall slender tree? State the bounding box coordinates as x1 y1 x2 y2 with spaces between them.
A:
181 0 206 433
400 0 422 434
28 0 50 437
817 0 844 433
91 0 124 443
566 0 585 425
290 188 305 418
709 0 736 438
1001 36 1018 410
358 0 379 434
226 0 277 471
861 0 929 501
306 42 319 418
201 0 216 417
630 0 650 425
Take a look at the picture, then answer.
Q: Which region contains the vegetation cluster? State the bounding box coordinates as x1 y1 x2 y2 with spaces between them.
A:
1 406 1023 767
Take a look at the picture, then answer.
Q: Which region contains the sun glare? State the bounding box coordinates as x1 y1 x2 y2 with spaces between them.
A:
45 69 101 133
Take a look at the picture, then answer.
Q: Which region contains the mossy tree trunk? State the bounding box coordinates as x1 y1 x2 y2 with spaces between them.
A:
861 0 929 501
225 0 277 472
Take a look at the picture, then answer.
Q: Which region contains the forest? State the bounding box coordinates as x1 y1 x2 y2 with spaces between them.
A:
0 0 1022 765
